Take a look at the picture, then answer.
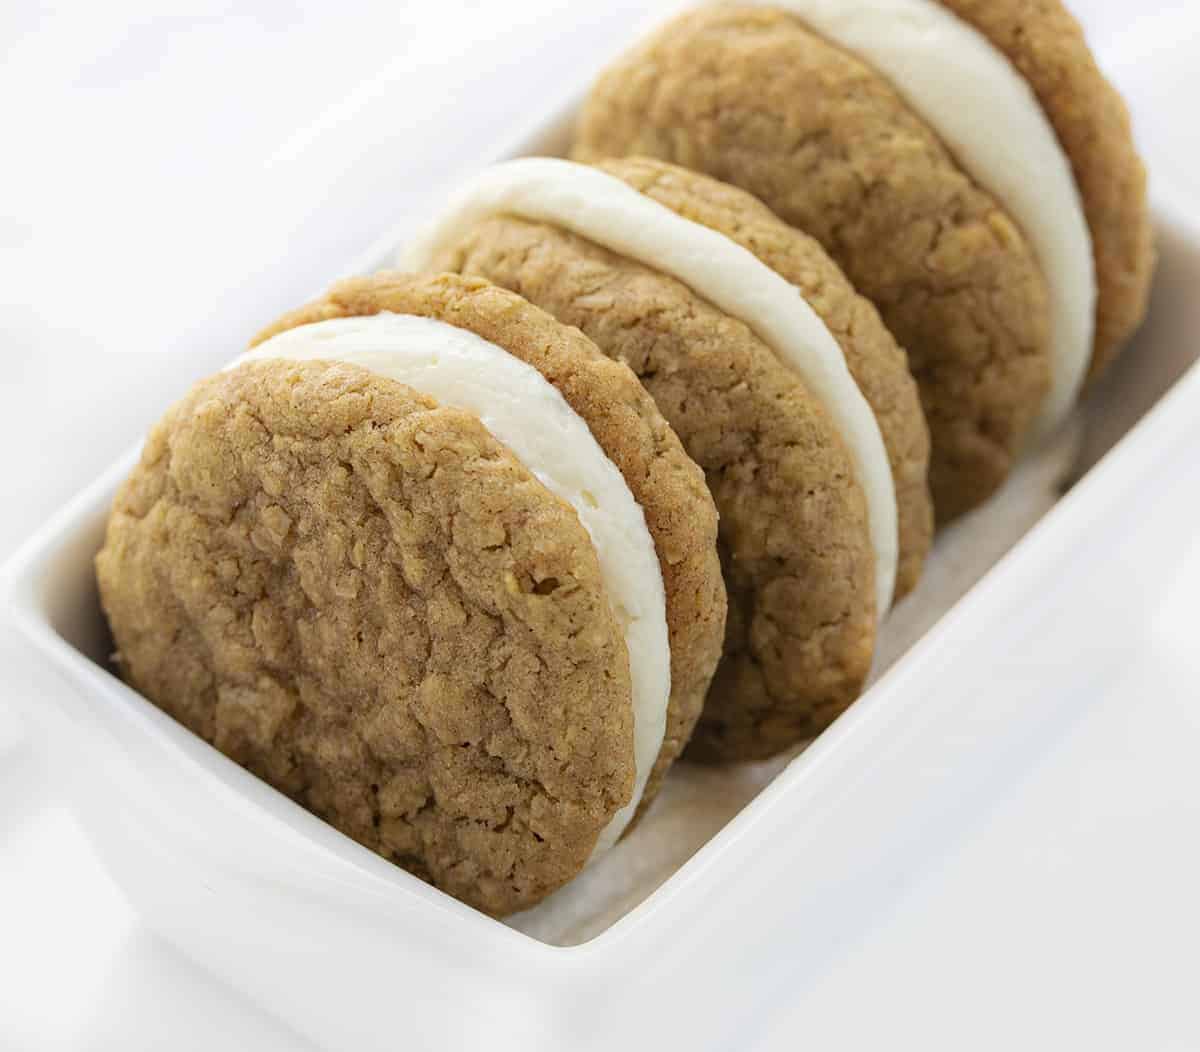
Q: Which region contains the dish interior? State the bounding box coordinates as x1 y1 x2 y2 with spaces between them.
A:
17 109 1200 947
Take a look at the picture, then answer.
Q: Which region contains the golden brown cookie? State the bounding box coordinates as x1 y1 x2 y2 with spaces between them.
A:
97 360 634 915
415 161 908 762
97 273 725 914
574 5 1054 521
935 0 1154 380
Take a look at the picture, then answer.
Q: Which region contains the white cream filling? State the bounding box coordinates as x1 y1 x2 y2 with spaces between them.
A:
237 313 670 857
739 0 1097 436
399 157 899 614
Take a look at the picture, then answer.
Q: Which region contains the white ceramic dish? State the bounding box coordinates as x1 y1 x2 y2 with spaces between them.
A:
5 22 1200 1052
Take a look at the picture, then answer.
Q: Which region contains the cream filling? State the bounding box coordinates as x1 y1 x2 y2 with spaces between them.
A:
399 157 899 614
740 0 1097 435
237 313 670 858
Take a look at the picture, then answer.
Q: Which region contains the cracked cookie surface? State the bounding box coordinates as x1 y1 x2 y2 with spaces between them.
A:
432 211 875 762
575 5 1052 521
96 358 636 916
255 271 727 815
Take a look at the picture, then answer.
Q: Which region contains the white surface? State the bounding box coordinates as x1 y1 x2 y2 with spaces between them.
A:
241 312 670 854
2 2 1198 1050
401 157 899 612
5 220 1199 1051
752 0 1095 436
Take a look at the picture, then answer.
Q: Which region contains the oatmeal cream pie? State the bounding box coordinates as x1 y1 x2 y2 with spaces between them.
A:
576 1 1153 520
95 271 725 915
401 156 932 761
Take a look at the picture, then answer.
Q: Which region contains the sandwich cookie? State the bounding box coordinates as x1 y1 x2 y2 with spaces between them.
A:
402 156 932 761
575 2 1153 520
96 272 725 915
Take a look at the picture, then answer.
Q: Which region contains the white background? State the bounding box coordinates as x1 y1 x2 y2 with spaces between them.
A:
0 2 1195 1049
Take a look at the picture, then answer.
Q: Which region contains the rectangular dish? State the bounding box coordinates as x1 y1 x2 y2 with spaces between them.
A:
4 11 1199 1049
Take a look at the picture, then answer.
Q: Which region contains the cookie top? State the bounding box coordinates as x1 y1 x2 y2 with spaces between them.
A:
574 4 1052 520
254 272 726 821
96 358 635 915
417 175 878 761
595 156 933 600
938 0 1154 380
